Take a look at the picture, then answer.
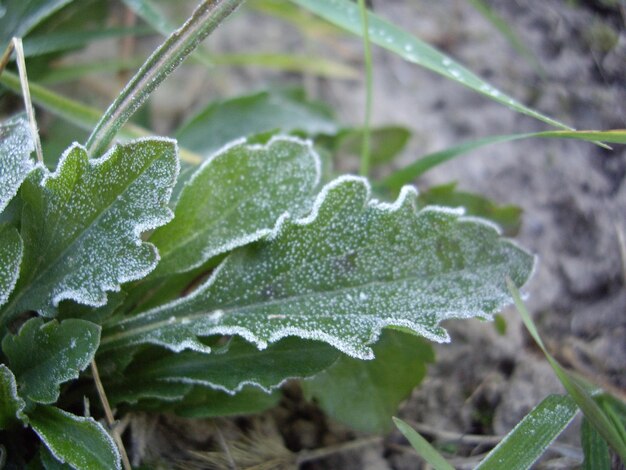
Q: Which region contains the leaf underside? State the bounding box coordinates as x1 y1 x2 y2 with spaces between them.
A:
2 317 100 404
102 176 534 359
149 136 321 278
2 138 178 319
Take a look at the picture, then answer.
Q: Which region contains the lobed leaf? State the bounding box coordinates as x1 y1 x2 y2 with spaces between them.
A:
0 224 23 308
303 329 434 433
149 136 321 277
2 317 100 404
0 364 27 429
1 138 178 320
475 394 578 470
101 176 534 359
114 337 339 396
0 114 35 214
29 405 121 470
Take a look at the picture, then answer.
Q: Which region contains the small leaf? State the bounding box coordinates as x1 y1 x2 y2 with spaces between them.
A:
173 386 280 418
334 126 411 167
0 114 35 214
582 417 611 470
28 405 121 470
0 224 23 308
393 417 455 470
101 176 534 358
303 329 434 433
116 337 340 395
149 136 321 277
2 317 100 404
475 395 578 470
2 138 178 320
0 364 27 429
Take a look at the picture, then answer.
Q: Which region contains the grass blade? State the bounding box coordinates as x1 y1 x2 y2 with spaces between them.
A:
507 279 626 463
291 0 572 130
381 129 625 190
475 394 578 470
357 0 373 176
581 418 611 470
392 417 455 470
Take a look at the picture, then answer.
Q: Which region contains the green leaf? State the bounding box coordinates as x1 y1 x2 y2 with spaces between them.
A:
173 386 280 418
334 126 411 167
0 364 27 429
39 445 73 470
508 280 626 463
475 394 578 470
303 329 434 433
582 417 611 470
28 405 120 470
107 379 192 406
1 139 178 321
149 136 321 278
0 114 35 214
2 317 100 404
381 130 626 191
0 0 75 49
417 183 522 236
392 417 455 470
117 337 340 395
291 0 571 130
0 224 23 308
101 176 534 358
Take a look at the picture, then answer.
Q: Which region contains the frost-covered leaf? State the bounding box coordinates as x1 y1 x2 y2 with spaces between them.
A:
2 317 100 404
2 139 178 318
0 224 23 308
303 330 434 433
0 364 27 429
149 136 321 277
29 405 121 470
0 114 35 214
173 386 280 418
39 445 74 470
108 379 192 406
116 337 339 396
101 176 534 358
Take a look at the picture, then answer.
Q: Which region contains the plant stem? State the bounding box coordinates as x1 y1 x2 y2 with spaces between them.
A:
91 360 132 470
85 0 246 158
357 0 373 177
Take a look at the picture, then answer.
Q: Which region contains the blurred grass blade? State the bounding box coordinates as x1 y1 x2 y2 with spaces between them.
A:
212 53 358 78
381 129 625 190
121 0 176 36
22 26 151 57
291 0 572 130
467 0 545 79
41 57 146 84
507 279 626 463
86 0 245 157
392 417 454 470
357 0 373 177
475 395 578 470
582 418 611 470
0 70 202 165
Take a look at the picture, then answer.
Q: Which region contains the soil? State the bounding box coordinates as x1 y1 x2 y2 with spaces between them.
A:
118 0 625 468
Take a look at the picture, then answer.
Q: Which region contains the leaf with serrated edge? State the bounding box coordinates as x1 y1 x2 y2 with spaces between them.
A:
0 364 27 429
0 114 35 213
29 405 121 470
114 337 340 397
0 224 23 308
2 138 178 319
3 317 100 403
149 135 321 278
101 176 534 358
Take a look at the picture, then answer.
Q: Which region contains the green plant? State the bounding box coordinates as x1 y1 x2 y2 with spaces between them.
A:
0 1 624 468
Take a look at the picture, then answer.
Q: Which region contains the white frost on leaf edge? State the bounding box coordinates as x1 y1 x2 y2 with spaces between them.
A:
0 364 27 424
114 175 534 360
36 138 180 310
158 134 322 276
31 407 121 470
